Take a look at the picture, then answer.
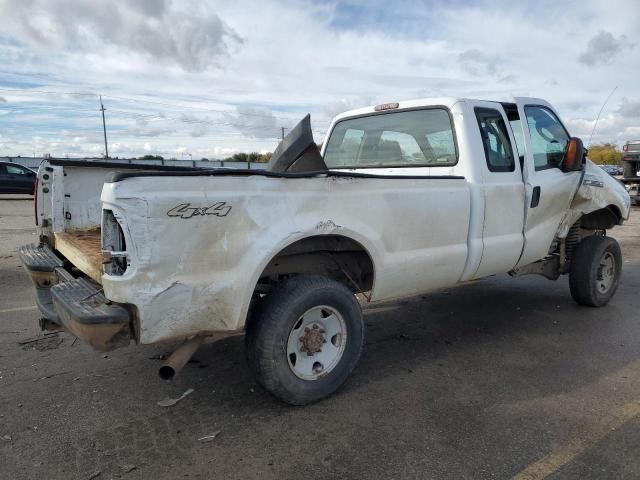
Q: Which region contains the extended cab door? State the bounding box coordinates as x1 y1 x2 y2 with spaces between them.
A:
512 98 582 267
469 102 526 278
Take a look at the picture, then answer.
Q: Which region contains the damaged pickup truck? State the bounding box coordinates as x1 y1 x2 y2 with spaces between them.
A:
20 97 631 404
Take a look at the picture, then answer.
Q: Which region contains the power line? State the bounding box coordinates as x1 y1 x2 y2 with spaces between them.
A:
99 95 109 159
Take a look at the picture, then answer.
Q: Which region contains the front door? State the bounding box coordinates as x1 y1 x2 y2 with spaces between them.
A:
513 98 582 267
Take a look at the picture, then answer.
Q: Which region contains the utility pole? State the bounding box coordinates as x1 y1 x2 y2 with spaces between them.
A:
281 127 287 140
99 95 109 159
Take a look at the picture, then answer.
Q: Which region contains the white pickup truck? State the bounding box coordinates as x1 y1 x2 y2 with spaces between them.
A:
20 97 630 404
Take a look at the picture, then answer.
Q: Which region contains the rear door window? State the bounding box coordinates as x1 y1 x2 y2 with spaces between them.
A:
475 108 515 172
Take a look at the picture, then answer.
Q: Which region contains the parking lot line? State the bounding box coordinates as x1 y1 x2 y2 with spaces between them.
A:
512 401 640 480
0 305 37 314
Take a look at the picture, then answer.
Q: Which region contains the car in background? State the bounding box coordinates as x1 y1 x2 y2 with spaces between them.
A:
0 161 37 194
599 164 622 176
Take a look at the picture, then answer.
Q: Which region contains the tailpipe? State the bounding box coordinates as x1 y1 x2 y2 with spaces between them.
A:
159 336 204 380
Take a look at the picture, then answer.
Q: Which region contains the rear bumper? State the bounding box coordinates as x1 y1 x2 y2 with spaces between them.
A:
19 243 132 351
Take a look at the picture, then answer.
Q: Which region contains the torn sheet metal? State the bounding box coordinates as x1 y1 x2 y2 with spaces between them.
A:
556 160 630 239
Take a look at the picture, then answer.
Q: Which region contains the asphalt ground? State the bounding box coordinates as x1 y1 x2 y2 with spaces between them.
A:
1 195 639 480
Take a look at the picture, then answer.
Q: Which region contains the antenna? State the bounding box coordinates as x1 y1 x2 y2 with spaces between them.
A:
99 95 109 159
588 86 617 146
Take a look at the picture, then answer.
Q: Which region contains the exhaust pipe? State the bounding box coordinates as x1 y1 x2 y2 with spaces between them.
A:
159 336 204 380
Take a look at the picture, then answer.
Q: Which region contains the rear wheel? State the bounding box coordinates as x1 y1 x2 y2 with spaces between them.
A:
569 235 622 307
246 275 364 405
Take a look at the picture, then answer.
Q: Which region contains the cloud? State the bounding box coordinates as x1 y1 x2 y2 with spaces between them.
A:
126 118 176 137
323 97 372 119
498 74 517 84
0 0 243 72
223 106 279 139
578 31 633 66
189 124 207 137
564 96 640 145
616 97 640 119
458 49 498 76
0 0 639 157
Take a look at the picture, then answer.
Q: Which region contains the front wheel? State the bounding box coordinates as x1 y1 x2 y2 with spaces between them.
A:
246 275 364 405
569 235 622 307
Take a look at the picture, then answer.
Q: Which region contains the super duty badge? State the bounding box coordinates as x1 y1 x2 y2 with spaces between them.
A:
167 202 232 219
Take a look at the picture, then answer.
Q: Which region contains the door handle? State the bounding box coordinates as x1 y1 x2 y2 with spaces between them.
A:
531 186 541 208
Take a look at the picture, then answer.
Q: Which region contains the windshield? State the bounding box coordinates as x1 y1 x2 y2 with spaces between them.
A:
323 108 457 169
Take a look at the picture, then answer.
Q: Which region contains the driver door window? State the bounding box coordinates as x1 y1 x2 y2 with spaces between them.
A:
524 106 569 170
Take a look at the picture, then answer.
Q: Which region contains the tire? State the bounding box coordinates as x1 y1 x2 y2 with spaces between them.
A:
569 235 622 307
246 275 364 405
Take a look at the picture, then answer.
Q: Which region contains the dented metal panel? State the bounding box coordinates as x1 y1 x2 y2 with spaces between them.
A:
101 174 471 343
557 159 631 238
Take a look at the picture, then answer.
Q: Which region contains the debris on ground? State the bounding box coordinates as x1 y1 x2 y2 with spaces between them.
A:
87 471 102 480
149 353 168 360
34 371 71 381
198 431 221 443
18 332 60 345
18 333 63 351
1 434 12 441
121 464 136 473
157 388 194 407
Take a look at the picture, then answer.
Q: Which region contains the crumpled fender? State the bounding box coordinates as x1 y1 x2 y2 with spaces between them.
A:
556 159 631 238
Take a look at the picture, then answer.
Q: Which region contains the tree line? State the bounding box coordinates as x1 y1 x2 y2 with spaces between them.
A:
138 152 272 163
586 143 623 165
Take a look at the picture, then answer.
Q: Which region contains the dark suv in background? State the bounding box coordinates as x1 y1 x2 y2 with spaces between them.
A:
0 161 37 194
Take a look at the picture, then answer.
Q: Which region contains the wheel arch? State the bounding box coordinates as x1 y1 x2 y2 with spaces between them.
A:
242 232 377 330
255 233 376 293
580 204 622 230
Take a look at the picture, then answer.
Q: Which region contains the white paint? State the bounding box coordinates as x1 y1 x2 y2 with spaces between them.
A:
35 97 631 346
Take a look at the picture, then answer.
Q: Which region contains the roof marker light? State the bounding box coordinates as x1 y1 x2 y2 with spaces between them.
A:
374 102 399 111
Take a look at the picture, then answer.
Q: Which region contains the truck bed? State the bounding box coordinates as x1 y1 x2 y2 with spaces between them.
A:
54 228 102 283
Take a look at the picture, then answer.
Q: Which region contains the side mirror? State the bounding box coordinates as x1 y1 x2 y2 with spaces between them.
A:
562 137 585 172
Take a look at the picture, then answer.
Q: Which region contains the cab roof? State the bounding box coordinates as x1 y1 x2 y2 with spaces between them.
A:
333 96 549 121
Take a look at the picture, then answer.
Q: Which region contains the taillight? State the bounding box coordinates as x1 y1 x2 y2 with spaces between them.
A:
623 156 632 161
623 144 628 152
34 176 38 226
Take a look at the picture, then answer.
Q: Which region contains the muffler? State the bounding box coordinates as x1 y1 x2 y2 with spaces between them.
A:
158 336 204 380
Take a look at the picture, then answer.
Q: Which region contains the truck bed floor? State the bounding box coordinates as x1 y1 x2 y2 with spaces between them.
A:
54 228 102 283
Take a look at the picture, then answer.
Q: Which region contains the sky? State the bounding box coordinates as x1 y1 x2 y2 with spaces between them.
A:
0 0 638 159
